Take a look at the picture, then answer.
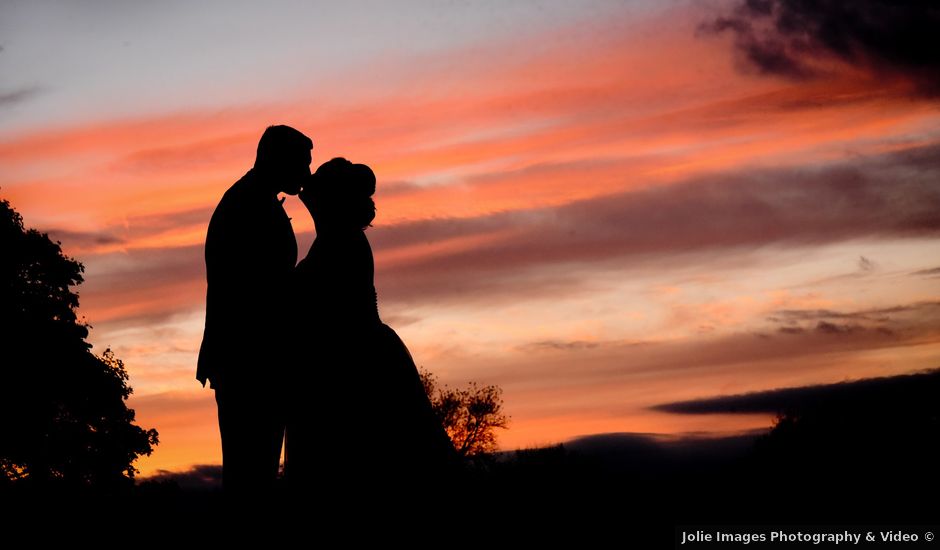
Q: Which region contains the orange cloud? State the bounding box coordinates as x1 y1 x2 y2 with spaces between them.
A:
4 2 935 238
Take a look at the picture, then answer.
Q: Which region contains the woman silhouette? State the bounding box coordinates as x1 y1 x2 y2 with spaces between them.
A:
284 158 457 496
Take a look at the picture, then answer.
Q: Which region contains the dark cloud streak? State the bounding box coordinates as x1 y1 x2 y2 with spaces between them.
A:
518 339 604 352
0 85 40 108
909 266 940 278
699 0 940 97
652 367 940 414
40 206 213 255
46 228 126 248
143 464 221 490
500 299 940 389
767 301 940 324
766 301 940 338
376 142 940 304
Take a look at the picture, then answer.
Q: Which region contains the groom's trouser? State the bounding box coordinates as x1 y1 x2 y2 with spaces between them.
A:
215 380 284 494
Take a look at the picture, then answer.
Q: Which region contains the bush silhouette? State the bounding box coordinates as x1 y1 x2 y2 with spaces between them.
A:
0 197 158 490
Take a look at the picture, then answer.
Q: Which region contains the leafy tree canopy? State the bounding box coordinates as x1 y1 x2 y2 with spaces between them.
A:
420 369 509 458
0 197 158 490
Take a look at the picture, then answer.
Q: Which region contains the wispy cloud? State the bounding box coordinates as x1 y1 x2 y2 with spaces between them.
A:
374 142 940 304
507 300 940 387
909 266 940 278
80 244 205 327
0 85 41 108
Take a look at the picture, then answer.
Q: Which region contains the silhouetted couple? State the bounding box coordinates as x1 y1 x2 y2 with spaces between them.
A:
197 126 456 500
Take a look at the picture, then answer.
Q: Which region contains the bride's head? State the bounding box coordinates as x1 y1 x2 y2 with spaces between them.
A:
302 157 376 231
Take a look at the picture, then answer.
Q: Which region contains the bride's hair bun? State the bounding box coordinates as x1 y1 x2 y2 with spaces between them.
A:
308 157 377 229
311 158 375 198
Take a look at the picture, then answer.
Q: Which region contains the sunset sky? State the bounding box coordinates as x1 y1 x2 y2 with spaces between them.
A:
2 0 938 477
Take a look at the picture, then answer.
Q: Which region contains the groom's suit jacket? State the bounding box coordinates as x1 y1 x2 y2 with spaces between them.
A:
197 168 297 389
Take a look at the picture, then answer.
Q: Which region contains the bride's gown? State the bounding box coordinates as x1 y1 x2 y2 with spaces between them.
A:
285 227 456 492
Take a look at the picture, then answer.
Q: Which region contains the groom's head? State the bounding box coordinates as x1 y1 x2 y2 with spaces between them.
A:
254 125 313 195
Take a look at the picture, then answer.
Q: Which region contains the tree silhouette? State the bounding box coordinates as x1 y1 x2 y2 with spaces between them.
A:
0 197 158 490
420 369 509 457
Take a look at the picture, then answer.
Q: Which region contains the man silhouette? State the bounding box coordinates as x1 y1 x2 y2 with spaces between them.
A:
197 125 312 493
